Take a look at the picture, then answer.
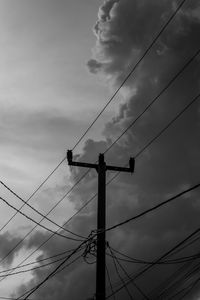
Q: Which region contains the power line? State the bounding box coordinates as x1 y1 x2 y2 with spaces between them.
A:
13 177 200 297
0 194 95 282
0 255 69 278
175 274 200 300
72 0 187 151
2 0 186 256
16 240 87 300
105 47 200 155
0 169 91 271
165 270 200 300
105 183 200 233
0 247 84 278
109 246 134 300
1 2 192 292
17 254 83 300
0 157 66 234
3 11 198 282
151 249 200 299
150 261 194 299
0 181 85 239
0 196 83 242
108 247 200 266
7 88 199 287
109 248 200 298
106 264 116 300
1 0 186 246
7 87 198 284
108 245 150 300
0 247 77 275
106 226 200 298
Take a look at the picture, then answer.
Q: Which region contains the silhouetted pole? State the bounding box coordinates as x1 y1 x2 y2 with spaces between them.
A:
96 154 106 300
67 150 135 300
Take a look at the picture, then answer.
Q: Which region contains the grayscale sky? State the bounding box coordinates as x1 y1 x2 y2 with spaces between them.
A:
0 0 200 299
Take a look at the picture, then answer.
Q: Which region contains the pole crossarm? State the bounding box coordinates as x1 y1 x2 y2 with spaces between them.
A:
67 150 135 174
66 149 134 300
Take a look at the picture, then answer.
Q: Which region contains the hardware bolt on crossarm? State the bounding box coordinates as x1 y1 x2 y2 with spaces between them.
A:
67 150 135 300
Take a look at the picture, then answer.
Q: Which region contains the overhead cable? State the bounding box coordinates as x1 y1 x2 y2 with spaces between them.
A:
105 183 200 233
108 245 150 300
72 0 187 151
0 180 85 239
0 157 66 234
16 240 87 300
1 0 186 243
0 196 83 242
8 90 199 282
106 226 200 298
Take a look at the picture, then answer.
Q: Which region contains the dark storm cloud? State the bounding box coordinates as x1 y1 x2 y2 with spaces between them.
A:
15 0 200 299
0 232 25 266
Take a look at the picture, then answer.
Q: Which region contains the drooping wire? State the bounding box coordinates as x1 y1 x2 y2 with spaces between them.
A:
153 259 200 299
3 18 199 285
0 247 78 275
107 247 200 266
5 89 199 284
0 168 91 272
0 157 66 234
0 198 95 282
110 243 200 298
148 236 200 298
0 181 85 239
109 246 134 300
1 0 189 252
108 245 150 300
106 264 116 300
106 226 200 299
16 240 87 300
105 183 200 234
0 246 86 278
4 88 199 289
0 0 187 244
0 196 83 242
1 2 194 292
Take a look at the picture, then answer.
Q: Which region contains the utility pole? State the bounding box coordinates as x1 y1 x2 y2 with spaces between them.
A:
67 150 135 300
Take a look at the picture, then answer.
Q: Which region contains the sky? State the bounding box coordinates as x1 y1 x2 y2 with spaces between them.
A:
0 0 200 299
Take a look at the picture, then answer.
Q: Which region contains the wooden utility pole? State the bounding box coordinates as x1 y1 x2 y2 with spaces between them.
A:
67 150 135 300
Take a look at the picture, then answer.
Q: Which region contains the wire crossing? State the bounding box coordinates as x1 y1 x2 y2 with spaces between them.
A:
16 240 87 300
106 225 200 299
72 0 187 151
1 1 197 296
0 0 187 243
5 89 199 285
0 181 85 239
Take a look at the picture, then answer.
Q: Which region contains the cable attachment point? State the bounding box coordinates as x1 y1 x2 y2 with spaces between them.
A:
82 231 97 264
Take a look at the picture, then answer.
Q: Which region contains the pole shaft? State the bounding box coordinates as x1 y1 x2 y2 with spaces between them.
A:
66 150 134 299
96 155 106 300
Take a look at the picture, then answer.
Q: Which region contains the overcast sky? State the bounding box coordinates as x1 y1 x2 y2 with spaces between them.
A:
0 0 200 299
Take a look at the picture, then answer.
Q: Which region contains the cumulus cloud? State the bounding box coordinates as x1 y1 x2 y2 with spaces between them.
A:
0 232 25 266
13 0 200 299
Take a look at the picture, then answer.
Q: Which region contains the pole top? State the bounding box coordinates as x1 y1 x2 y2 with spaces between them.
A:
99 153 105 165
129 157 135 173
67 149 73 164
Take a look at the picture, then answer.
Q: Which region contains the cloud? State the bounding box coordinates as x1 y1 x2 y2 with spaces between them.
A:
13 0 200 299
0 232 25 266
